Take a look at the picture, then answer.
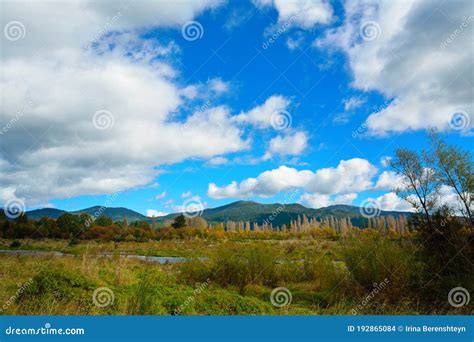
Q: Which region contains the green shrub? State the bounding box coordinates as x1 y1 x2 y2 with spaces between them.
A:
16 267 96 314
210 244 278 292
342 237 422 303
178 258 211 286
127 270 167 315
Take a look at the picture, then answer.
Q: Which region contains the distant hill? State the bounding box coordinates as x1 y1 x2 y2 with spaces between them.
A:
71 206 149 222
156 200 409 227
24 200 410 227
26 208 67 220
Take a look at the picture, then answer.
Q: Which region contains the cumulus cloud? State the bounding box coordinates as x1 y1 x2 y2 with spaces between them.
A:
299 192 357 209
317 0 473 135
0 0 249 206
255 0 333 28
208 158 378 198
234 95 291 128
374 171 406 191
263 131 308 159
371 192 414 212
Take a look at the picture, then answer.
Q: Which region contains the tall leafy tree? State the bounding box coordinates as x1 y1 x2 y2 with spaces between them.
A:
428 130 473 225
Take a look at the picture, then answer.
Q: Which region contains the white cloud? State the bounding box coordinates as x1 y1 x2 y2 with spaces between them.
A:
1 1 222 59
181 191 192 198
317 0 473 135
255 0 333 29
299 192 357 209
372 192 414 212
374 171 406 191
207 156 229 166
208 78 230 94
147 209 168 218
286 33 305 50
0 1 250 206
234 95 291 128
263 131 308 159
155 192 166 200
369 186 467 214
344 96 365 111
208 158 377 198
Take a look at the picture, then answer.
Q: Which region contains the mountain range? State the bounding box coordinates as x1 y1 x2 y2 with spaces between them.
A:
24 201 410 227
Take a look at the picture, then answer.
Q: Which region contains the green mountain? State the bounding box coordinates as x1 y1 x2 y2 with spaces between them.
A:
157 200 409 227
71 206 149 222
25 200 410 227
26 208 67 220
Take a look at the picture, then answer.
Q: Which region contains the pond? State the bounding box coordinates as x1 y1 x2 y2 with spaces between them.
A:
0 249 191 264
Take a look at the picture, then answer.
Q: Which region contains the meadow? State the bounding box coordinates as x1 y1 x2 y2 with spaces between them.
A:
1 232 471 316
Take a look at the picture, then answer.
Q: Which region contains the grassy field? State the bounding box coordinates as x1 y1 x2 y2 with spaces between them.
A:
1 236 471 315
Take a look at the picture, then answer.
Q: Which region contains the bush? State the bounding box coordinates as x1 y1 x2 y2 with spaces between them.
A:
342 237 422 304
210 244 278 293
127 270 167 315
17 267 96 314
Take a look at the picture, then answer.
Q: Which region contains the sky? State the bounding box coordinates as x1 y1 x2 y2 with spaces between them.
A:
1 0 472 217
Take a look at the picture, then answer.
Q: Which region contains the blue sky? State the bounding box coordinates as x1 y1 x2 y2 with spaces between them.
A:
1 0 472 216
